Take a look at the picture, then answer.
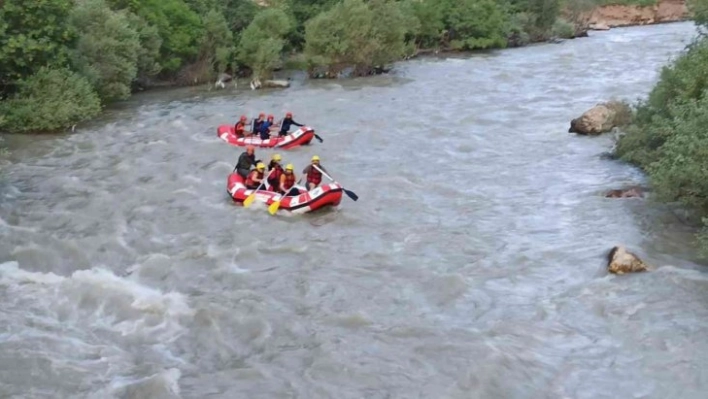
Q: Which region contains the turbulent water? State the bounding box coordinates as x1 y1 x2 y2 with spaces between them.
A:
2 22 708 399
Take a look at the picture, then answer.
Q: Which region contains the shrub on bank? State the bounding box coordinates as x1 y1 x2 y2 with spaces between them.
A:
0 68 101 133
70 0 141 102
614 32 708 256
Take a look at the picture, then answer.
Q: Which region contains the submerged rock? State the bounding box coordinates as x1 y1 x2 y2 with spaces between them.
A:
262 79 290 88
214 73 233 89
607 245 650 274
605 186 644 198
569 100 632 135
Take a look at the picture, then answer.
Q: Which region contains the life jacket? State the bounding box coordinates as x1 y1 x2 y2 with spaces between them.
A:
245 170 263 188
267 164 283 189
282 172 296 191
306 165 322 186
235 122 246 136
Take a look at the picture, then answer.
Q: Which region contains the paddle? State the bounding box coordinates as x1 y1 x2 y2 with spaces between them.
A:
313 164 358 201
267 176 302 215
243 169 274 208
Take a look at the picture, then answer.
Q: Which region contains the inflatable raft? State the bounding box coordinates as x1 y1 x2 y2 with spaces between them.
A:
217 125 315 149
226 173 343 214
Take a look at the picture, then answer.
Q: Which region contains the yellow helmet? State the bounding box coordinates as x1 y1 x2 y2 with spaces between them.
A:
285 163 294 171
311 155 320 162
272 154 282 161
256 162 265 170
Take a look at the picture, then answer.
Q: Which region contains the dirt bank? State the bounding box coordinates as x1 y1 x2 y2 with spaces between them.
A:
585 0 688 29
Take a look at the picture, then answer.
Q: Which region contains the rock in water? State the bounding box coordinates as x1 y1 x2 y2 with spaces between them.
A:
607 246 650 274
262 79 290 88
569 100 632 135
214 73 232 89
605 187 644 198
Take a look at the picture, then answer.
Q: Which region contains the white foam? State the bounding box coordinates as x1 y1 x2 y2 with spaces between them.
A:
0 261 194 341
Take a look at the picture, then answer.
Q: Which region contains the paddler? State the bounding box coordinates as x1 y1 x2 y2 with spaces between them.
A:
279 163 297 195
245 162 266 189
234 145 260 178
278 112 303 137
258 114 275 140
234 115 248 137
267 153 284 191
302 155 328 190
252 113 265 134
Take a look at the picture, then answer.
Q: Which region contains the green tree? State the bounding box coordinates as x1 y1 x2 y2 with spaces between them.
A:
0 68 101 133
0 0 75 90
282 0 340 50
443 0 510 50
199 9 235 74
368 0 411 65
404 0 444 48
237 9 292 79
70 0 141 101
106 0 204 73
304 0 409 76
126 13 163 81
528 0 560 34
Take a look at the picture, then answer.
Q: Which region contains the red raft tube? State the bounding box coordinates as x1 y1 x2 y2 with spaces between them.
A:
217 125 315 150
226 173 343 214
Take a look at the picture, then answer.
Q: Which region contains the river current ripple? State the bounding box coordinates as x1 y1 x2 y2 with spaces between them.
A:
1 22 707 399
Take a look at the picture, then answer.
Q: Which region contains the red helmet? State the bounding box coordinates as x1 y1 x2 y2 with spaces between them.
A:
239 115 247 122
258 113 265 118
267 114 274 121
286 112 293 118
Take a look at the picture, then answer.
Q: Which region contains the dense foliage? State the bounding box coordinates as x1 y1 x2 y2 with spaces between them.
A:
0 0 633 133
614 0 708 255
0 68 101 133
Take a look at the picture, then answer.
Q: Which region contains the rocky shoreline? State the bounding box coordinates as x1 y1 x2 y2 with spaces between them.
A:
584 0 688 31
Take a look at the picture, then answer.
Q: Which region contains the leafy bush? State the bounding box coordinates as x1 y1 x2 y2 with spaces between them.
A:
0 0 76 87
304 0 408 76
687 0 708 31
70 0 141 101
552 18 576 39
614 32 708 256
444 0 510 50
107 0 204 73
200 9 235 74
0 68 101 133
615 38 708 167
237 9 292 79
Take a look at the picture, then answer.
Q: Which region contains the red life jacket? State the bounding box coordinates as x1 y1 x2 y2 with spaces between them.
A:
307 165 322 186
282 173 296 191
245 170 263 187
235 122 246 136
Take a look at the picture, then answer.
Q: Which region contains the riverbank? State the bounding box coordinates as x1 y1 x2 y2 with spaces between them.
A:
0 0 692 135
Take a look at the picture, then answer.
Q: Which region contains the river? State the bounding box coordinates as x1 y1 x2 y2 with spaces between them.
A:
1 22 707 399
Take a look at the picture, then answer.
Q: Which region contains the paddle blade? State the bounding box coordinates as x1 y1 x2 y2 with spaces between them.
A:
268 200 281 215
314 133 323 143
243 192 256 208
343 188 358 201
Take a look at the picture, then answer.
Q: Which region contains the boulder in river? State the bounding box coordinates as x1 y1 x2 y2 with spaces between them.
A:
262 79 290 88
607 245 650 274
214 73 233 89
249 78 290 90
605 186 644 198
569 100 632 135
